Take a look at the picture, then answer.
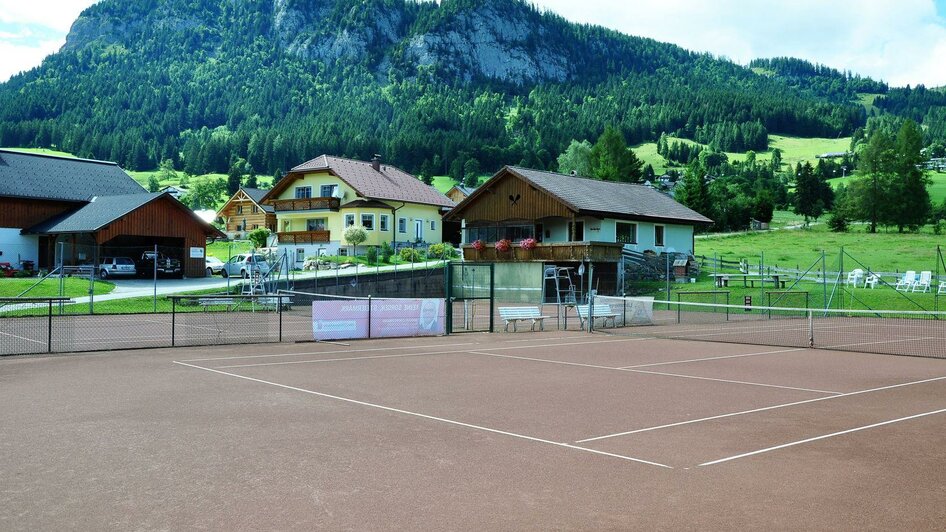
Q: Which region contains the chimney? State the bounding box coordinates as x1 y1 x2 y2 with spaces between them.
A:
371 154 382 172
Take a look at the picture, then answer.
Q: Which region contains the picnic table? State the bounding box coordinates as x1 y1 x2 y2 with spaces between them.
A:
711 274 788 289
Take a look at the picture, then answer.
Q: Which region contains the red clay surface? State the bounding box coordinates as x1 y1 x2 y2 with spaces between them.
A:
2 331 946 530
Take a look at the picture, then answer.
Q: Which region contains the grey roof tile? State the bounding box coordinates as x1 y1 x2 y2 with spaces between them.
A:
0 149 145 202
25 193 164 234
242 187 275 213
506 166 713 224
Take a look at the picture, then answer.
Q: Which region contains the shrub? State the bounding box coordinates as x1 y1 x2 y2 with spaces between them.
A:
247 228 271 249
380 241 394 263
828 211 848 232
934 220 944 236
399 247 422 262
428 243 459 260
365 246 379 265
343 225 368 255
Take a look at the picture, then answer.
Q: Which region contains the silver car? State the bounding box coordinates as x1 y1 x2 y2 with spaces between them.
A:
220 254 272 278
98 257 137 280
205 256 225 276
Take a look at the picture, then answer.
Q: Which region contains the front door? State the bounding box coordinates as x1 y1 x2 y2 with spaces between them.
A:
414 220 423 242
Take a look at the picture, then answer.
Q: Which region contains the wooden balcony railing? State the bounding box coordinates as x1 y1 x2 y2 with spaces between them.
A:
461 242 624 263
270 197 341 212
277 230 332 244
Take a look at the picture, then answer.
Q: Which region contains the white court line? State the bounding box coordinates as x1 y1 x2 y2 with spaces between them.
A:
0 330 46 344
194 337 650 367
698 407 946 467
216 350 458 369
618 348 805 369
575 374 946 443
823 335 946 350
173 360 672 469
183 342 480 362
624 368 842 395
466 351 840 395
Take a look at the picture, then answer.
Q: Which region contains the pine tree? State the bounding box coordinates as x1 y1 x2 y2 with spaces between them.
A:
589 125 643 182
793 162 824 224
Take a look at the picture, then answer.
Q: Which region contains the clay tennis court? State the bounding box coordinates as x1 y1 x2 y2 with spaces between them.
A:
2 330 945 529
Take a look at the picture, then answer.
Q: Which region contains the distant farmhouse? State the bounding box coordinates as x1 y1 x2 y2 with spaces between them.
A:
446 184 476 203
260 155 454 263
0 150 223 277
816 152 850 159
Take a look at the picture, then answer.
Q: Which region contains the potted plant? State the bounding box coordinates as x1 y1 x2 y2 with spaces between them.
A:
494 239 512 255
471 239 486 257
519 237 537 259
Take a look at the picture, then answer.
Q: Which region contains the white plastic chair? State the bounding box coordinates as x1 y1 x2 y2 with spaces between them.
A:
846 269 864 287
938 281 946 294
912 271 932 292
863 273 880 289
895 271 916 291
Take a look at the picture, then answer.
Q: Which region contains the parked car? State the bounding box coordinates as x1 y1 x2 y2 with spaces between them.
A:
98 257 137 279
220 254 271 278
136 251 182 278
205 256 225 276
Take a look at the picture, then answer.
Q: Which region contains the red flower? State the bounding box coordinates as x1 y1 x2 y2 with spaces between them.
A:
471 239 486 251
494 239 512 252
520 238 537 250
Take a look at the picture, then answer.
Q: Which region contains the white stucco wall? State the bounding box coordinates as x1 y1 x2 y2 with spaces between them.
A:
0 228 38 264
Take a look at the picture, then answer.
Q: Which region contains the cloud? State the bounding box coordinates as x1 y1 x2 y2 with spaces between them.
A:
0 37 65 81
0 0 98 33
530 0 946 87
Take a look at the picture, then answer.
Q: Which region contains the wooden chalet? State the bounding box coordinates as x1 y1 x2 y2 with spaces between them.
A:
217 187 277 239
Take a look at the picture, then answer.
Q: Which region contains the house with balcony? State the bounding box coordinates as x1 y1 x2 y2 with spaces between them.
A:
443 166 712 300
260 155 455 264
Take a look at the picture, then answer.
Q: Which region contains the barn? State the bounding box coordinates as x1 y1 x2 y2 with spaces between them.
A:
0 150 224 277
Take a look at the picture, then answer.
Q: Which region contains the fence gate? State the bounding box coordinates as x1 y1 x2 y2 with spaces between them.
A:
445 262 494 333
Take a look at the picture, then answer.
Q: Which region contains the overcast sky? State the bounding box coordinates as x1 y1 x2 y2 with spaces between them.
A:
1 0 945 86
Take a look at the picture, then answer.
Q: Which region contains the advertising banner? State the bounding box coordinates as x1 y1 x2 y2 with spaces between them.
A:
312 298 445 341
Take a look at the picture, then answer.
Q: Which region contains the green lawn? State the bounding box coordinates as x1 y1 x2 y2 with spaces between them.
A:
431 175 491 194
0 147 77 158
206 240 254 260
696 223 944 273
0 277 114 298
767 210 807 229
631 134 852 175
829 171 946 204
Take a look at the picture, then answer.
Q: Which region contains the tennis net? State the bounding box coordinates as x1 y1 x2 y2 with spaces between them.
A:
590 295 946 359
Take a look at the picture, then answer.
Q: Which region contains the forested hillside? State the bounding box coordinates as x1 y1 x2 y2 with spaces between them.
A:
0 0 883 179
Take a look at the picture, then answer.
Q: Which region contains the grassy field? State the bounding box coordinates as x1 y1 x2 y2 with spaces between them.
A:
206 240 254 260
829 171 946 204
696 223 944 273
0 277 114 298
431 175 491 194
1 147 77 158
631 134 852 175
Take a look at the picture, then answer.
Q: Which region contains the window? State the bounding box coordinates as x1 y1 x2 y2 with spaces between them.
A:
380 215 389 232
296 249 305 263
429 220 436 231
252 205 259 214
398 217 407 233
295 186 312 199
237 205 243 214
361 213 375 231
252 224 259 229
568 221 585 241
320 184 338 198
306 218 327 231
616 222 638 244
344 214 355 227
654 225 665 247
338 248 348 257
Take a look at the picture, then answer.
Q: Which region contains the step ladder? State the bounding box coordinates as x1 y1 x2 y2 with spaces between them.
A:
544 266 578 306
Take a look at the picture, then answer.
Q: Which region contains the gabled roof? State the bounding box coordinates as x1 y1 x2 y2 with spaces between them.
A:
265 155 455 208
25 193 224 237
240 188 275 213
0 149 145 202
448 166 713 225
448 184 476 196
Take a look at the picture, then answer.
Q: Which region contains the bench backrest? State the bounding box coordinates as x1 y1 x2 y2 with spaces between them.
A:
575 304 614 317
499 307 543 319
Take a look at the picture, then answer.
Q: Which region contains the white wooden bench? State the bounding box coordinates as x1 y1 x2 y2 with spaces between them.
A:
576 304 620 329
499 307 551 332
197 297 237 311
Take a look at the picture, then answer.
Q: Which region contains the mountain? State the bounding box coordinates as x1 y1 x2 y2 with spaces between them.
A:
0 0 937 178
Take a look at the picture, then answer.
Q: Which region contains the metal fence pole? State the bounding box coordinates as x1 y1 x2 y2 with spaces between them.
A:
367 295 372 339
488 263 495 333
278 295 283 342
47 299 53 353
153 244 158 313
171 297 176 347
